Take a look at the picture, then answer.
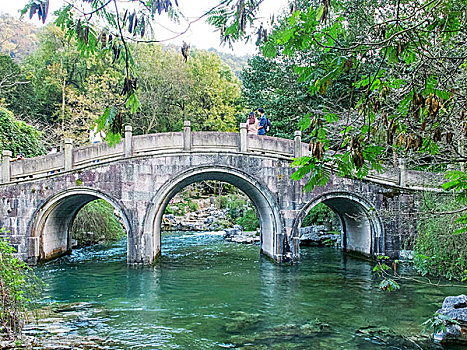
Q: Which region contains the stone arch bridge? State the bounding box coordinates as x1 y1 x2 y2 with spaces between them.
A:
0 122 443 264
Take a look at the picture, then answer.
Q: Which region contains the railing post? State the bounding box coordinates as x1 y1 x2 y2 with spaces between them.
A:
2 150 12 183
398 158 407 187
124 125 133 157
64 138 73 171
294 130 302 158
240 123 248 152
183 120 191 151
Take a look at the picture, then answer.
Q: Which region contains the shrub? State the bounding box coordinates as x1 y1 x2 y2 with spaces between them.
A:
215 195 229 209
0 228 42 340
302 203 336 227
187 199 198 212
71 200 126 246
413 193 467 281
237 209 260 231
0 106 46 158
227 198 247 220
175 203 186 216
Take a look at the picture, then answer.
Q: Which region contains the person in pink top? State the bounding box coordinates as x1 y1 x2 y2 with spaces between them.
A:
246 111 259 135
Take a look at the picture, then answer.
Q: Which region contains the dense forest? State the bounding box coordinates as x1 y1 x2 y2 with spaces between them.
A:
0 13 38 61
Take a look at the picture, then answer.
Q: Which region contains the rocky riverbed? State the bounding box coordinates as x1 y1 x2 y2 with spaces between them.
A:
1 303 121 349
299 225 340 247
163 199 237 232
3 303 438 350
163 202 339 247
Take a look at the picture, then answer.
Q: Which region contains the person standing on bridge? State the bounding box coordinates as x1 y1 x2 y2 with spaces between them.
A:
90 123 106 144
246 111 259 135
257 108 267 136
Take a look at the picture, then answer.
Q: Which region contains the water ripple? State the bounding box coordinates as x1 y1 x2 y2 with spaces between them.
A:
32 232 465 349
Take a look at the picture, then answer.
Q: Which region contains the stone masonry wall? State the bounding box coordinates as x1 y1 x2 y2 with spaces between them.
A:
0 149 433 263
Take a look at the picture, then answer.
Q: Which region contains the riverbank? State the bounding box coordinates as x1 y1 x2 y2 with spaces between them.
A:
162 187 260 233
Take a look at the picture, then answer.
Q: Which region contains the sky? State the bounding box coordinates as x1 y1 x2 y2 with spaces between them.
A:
0 0 289 56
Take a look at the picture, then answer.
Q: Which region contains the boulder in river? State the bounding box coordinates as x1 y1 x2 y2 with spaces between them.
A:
224 229 260 244
434 294 467 344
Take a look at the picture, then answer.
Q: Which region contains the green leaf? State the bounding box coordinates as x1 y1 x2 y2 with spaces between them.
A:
276 28 296 45
126 93 141 114
316 5 324 21
435 89 451 100
298 113 312 130
262 40 277 58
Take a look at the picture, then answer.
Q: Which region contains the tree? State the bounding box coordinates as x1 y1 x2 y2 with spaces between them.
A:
23 0 467 175
132 44 242 134
0 228 42 340
185 50 242 131
241 55 315 140
23 25 125 144
132 44 192 134
0 55 37 119
254 0 467 188
24 0 262 143
210 49 250 79
64 70 125 144
0 106 46 157
23 25 84 127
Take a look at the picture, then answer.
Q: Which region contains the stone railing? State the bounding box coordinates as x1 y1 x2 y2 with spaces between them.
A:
0 121 444 189
0 122 306 184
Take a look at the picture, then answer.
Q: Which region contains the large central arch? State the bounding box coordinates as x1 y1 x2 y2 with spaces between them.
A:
142 166 283 263
30 188 131 263
291 192 385 258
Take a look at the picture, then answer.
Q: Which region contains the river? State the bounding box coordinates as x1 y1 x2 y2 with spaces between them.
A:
31 231 465 349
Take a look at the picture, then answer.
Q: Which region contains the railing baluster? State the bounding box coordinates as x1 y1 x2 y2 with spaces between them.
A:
240 123 248 153
294 130 302 158
398 158 407 187
124 125 133 157
2 150 12 183
64 138 73 171
183 121 192 151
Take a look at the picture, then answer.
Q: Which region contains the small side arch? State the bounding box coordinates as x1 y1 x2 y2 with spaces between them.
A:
291 192 384 258
142 166 284 263
30 187 131 262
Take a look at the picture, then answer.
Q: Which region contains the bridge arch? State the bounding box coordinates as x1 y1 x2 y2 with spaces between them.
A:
291 192 384 258
142 166 283 263
30 187 131 262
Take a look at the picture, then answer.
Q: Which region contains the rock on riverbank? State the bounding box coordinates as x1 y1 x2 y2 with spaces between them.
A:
224 226 260 244
163 204 233 232
434 294 467 344
299 225 340 246
225 225 341 245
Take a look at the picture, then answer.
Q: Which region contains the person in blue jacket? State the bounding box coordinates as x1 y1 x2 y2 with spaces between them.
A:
257 108 267 135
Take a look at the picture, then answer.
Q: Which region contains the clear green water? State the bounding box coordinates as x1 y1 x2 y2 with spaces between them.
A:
33 232 465 349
